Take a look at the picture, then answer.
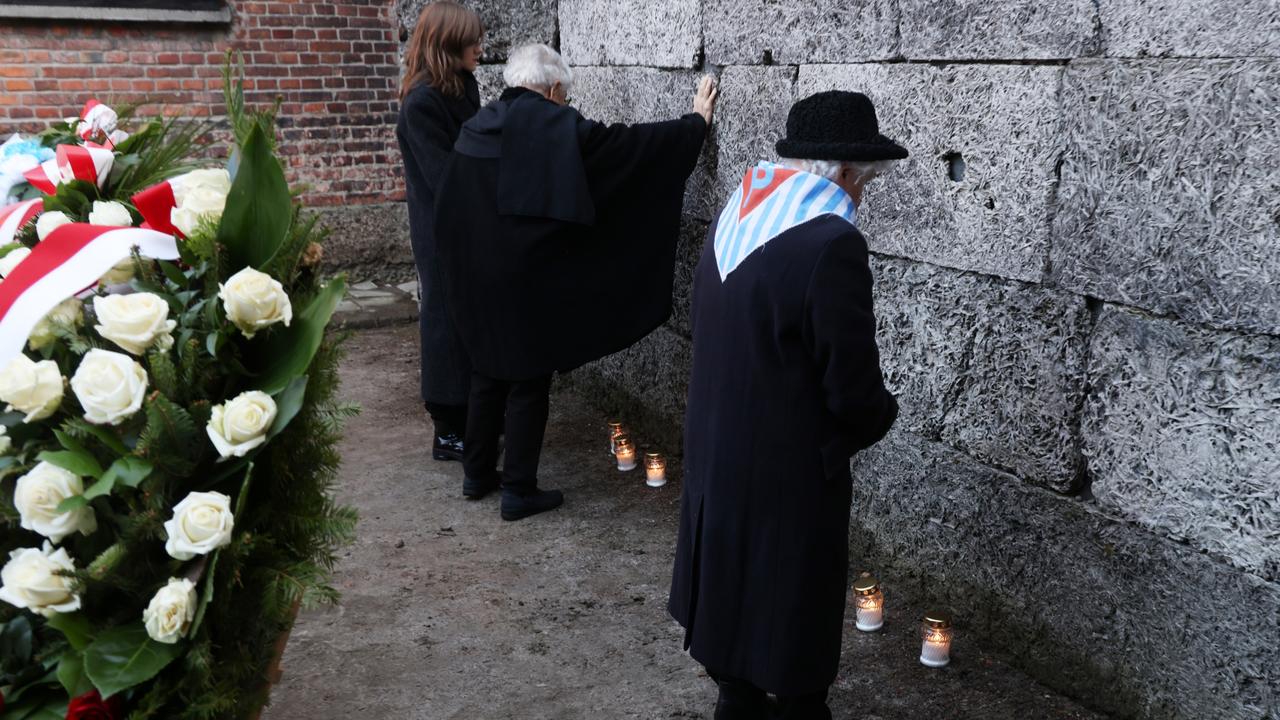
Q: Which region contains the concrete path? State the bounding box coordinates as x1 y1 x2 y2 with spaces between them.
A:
262 324 1108 720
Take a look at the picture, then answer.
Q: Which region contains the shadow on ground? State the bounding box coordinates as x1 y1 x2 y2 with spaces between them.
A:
262 324 1107 720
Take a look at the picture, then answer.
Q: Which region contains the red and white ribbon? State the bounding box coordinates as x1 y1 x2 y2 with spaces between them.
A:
22 144 114 195
0 199 42 247
0 224 179 363
132 180 180 236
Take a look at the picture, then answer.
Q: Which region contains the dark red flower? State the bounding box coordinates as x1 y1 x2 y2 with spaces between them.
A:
66 690 123 720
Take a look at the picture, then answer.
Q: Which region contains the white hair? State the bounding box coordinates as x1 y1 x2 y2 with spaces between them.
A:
780 157 899 183
503 43 574 93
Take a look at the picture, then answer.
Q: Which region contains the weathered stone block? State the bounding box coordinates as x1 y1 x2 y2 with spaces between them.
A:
871 258 1089 491
850 430 1280 720
396 0 557 62
898 0 1100 59
712 65 797 208
1083 306 1280 582
1099 0 1280 58
570 66 718 221
798 63 1063 283
315 203 415 284
474 63 507 105
704 0 899 65
1053 60 1280 335
560 0 700 68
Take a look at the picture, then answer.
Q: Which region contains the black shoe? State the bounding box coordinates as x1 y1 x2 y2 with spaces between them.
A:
462 474 500 500
500 488 564 521
432 433 464 462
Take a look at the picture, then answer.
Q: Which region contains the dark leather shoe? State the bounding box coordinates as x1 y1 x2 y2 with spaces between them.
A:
500 488 564 521
432 433 464 462
462 473 500 500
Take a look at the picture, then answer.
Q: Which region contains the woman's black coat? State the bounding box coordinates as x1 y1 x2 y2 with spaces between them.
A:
668 215 898 695
396 72 480 405
433 87 707 381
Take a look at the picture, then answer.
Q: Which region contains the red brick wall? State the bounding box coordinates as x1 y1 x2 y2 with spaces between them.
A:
0 0 404 206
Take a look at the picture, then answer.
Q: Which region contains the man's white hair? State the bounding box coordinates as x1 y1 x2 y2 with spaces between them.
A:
780 157 898 183
503 43 574 93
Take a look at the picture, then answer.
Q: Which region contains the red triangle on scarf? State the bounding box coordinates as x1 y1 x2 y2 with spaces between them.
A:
738 166 799 221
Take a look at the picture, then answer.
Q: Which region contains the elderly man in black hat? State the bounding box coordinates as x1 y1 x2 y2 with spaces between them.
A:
668 91 904 719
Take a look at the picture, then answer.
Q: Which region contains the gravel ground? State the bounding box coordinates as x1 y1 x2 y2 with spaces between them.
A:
262 324 1108 720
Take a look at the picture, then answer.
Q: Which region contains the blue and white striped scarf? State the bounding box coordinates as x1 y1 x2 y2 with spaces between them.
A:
713 162 857 281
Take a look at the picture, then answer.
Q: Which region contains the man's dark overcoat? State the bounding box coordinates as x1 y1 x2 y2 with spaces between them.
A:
668 214 898 695
433 87 706 381
396 72 480 405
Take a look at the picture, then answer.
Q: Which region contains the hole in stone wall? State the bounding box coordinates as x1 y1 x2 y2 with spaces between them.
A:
985 198 996 210
762 49 774 65
944 152 966 182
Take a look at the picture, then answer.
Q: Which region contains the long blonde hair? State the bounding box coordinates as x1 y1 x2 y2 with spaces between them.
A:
400 1 483 100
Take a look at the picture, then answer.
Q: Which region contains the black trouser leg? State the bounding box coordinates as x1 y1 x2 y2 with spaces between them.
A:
773 687 831 720
709 672 769 720
425 401 466 438
464 373 507 482
500 375 553 493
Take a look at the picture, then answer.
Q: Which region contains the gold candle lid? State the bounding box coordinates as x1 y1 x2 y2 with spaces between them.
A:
645 452 664 461
923 610 953 629
852 575 881 595
614 435 634 449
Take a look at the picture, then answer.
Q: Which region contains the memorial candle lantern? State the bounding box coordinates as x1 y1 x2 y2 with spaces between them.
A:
919 610 953 668
645 453 667 487
852 574 884 632
607 421 625 455
614 435 637 471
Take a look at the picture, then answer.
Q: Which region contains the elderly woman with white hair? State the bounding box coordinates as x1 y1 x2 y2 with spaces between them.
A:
668 91 904 720
434 44 717 521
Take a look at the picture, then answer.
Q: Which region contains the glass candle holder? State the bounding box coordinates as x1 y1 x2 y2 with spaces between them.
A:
852 574 884 632
614 435 637 471
644 452 667 487
919 610 953 668
607 421 625 455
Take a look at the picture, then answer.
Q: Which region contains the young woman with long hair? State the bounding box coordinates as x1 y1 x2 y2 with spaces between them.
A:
396 1 483 463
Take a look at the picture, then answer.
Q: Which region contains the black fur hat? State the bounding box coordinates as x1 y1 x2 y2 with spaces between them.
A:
775 91 908 161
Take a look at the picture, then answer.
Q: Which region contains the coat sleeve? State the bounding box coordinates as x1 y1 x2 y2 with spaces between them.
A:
802 228 899 456
577 113 707 207
400 90 455 195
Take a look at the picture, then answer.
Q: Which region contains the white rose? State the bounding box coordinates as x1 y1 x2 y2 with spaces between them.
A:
170 168 231 238
0 354 64 422
93 293 176 356
207 390 277 459
142 577 196 644
36 211 72 241
28 297 84 351
14 461 96 543
219 267 292 338
0 247 30 278
87 200 133 228
0 542 80 617
0 426 9 455
70 349 147 425
163 491 234 561
99 258 136 286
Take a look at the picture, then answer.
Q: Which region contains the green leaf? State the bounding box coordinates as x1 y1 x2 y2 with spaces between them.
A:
56 651 94 696
80 456 154 501
268 376 307 439
46 612 95 651
157 260 187 287
83 623 183 699
253 277 346 395
53 429 88 455
0 615 33 671
216 122 291 271
63 418 128 455
36 449 103 480
0 698 67 720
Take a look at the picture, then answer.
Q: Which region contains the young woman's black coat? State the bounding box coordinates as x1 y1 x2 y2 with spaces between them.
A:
396 72 480 405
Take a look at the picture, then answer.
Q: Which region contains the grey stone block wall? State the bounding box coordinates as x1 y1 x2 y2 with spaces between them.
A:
384 3 1280 719
1053 59 1280 336
1084 306 1280 582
